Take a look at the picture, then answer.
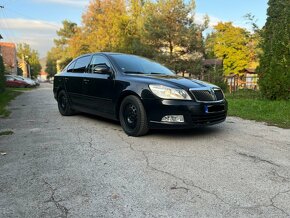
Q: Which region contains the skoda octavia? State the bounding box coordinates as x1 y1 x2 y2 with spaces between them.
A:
53 53 227 136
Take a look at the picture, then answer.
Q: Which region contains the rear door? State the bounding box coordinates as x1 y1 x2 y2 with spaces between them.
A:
82 55 115 116
64 55 91 109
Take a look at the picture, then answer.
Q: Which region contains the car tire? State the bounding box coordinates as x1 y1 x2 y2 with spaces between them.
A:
57 90 75 116
119 95 149 136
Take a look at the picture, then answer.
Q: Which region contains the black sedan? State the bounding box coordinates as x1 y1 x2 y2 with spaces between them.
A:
53 53 227 136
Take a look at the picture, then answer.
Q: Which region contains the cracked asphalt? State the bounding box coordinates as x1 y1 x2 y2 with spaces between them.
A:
0 83 290 218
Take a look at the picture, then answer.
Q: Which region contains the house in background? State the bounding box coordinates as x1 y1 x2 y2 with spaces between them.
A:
38 71 48 81
226 68 259 92
242 68 258 90
0 42 17 75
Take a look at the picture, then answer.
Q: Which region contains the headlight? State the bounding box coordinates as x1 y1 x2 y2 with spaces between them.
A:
149 84 191 100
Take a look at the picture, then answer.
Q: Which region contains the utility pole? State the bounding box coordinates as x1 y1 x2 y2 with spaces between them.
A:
0 5 4 56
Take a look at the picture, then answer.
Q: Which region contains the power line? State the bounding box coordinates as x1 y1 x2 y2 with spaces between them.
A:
0 5 17 43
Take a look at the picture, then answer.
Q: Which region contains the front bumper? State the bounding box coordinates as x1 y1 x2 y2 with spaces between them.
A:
143 99 227 129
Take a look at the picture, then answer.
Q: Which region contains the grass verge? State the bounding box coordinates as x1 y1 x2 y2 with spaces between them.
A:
226 90 290 128
0 89 22 117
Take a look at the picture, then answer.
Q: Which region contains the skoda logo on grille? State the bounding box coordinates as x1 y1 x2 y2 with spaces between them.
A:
210 88 216 100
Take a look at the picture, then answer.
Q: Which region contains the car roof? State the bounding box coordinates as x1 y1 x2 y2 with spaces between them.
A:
77 52 131 59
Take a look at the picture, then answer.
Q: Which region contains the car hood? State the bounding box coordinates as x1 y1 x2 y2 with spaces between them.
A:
129 74 218 90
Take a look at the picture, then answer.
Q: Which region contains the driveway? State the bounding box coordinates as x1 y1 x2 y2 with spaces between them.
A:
0 83 289 218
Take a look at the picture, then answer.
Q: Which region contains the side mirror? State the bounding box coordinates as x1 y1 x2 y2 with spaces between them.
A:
93 64 111 74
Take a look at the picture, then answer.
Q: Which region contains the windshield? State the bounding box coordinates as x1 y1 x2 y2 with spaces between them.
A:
110 54 174 75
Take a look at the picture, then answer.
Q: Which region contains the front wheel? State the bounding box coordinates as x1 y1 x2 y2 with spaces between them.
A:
119 95 149 136
57 90 75 116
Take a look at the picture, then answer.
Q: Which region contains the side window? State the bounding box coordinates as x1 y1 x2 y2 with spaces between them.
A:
66 61 76 72
88 55 111 74
73 56 91 73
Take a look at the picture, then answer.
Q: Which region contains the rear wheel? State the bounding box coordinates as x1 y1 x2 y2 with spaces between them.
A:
57 90 75 116
119 95 149 136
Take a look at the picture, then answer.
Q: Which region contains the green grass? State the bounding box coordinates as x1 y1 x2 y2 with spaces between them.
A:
226 90 290 128
0 89 22 117
9 87 34 92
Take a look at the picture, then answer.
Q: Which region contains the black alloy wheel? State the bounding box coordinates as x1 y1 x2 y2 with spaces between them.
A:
119 95 149 136
57 90 74 116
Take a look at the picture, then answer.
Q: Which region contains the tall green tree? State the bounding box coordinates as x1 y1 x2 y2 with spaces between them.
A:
49 20 78 69
0 55 5 92
17 43 41 78
257 0 290 100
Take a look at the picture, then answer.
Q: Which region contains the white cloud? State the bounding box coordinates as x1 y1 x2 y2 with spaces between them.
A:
1 18 60 32
195 13 221 27
32 0 89 7
0 18 60 57
195 13 252 32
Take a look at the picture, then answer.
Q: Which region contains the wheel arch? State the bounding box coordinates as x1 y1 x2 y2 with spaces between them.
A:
115 90 142 120
56 87 63 100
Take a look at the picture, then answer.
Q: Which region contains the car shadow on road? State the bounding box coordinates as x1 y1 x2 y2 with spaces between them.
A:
148 125 226 138
78 112 226 138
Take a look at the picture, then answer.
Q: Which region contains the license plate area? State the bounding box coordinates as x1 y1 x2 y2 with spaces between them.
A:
205 104 225 113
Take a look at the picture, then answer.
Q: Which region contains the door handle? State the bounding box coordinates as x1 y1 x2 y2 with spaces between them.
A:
83 79 90 83
64 78 69 82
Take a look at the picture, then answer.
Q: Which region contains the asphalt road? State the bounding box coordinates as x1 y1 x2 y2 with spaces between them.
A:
0 83 290 218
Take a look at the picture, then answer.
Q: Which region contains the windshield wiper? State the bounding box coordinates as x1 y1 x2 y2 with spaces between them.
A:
150 72 166 75
123 71 145 74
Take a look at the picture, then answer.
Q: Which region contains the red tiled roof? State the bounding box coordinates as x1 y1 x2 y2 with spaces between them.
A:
0 42 16 48
39 71 48 76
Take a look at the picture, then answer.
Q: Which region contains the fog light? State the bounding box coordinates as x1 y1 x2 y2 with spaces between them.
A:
161 115 184 123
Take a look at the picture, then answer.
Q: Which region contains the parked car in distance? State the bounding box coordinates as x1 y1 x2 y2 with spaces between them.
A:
5 75 30 88
15 76 37 87
33 79 40 86
53 53 227 136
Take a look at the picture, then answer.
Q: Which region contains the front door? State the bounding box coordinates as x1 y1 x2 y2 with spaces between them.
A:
82 55 115 116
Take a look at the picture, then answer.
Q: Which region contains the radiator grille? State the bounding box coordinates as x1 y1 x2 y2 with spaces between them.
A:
190 88 224 102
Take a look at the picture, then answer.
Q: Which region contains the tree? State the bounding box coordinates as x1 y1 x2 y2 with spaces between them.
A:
48 0 208 76
257 0 290 100
143 0 196 58
207 22 251 76
244 13 262 69
143 0 207 75
0 55 5 92
45 50 57 79
17 43 41 78
81 0 128 52
52 20 78 68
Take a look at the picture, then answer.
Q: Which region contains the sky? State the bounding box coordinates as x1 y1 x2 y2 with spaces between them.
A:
0 0 268 58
